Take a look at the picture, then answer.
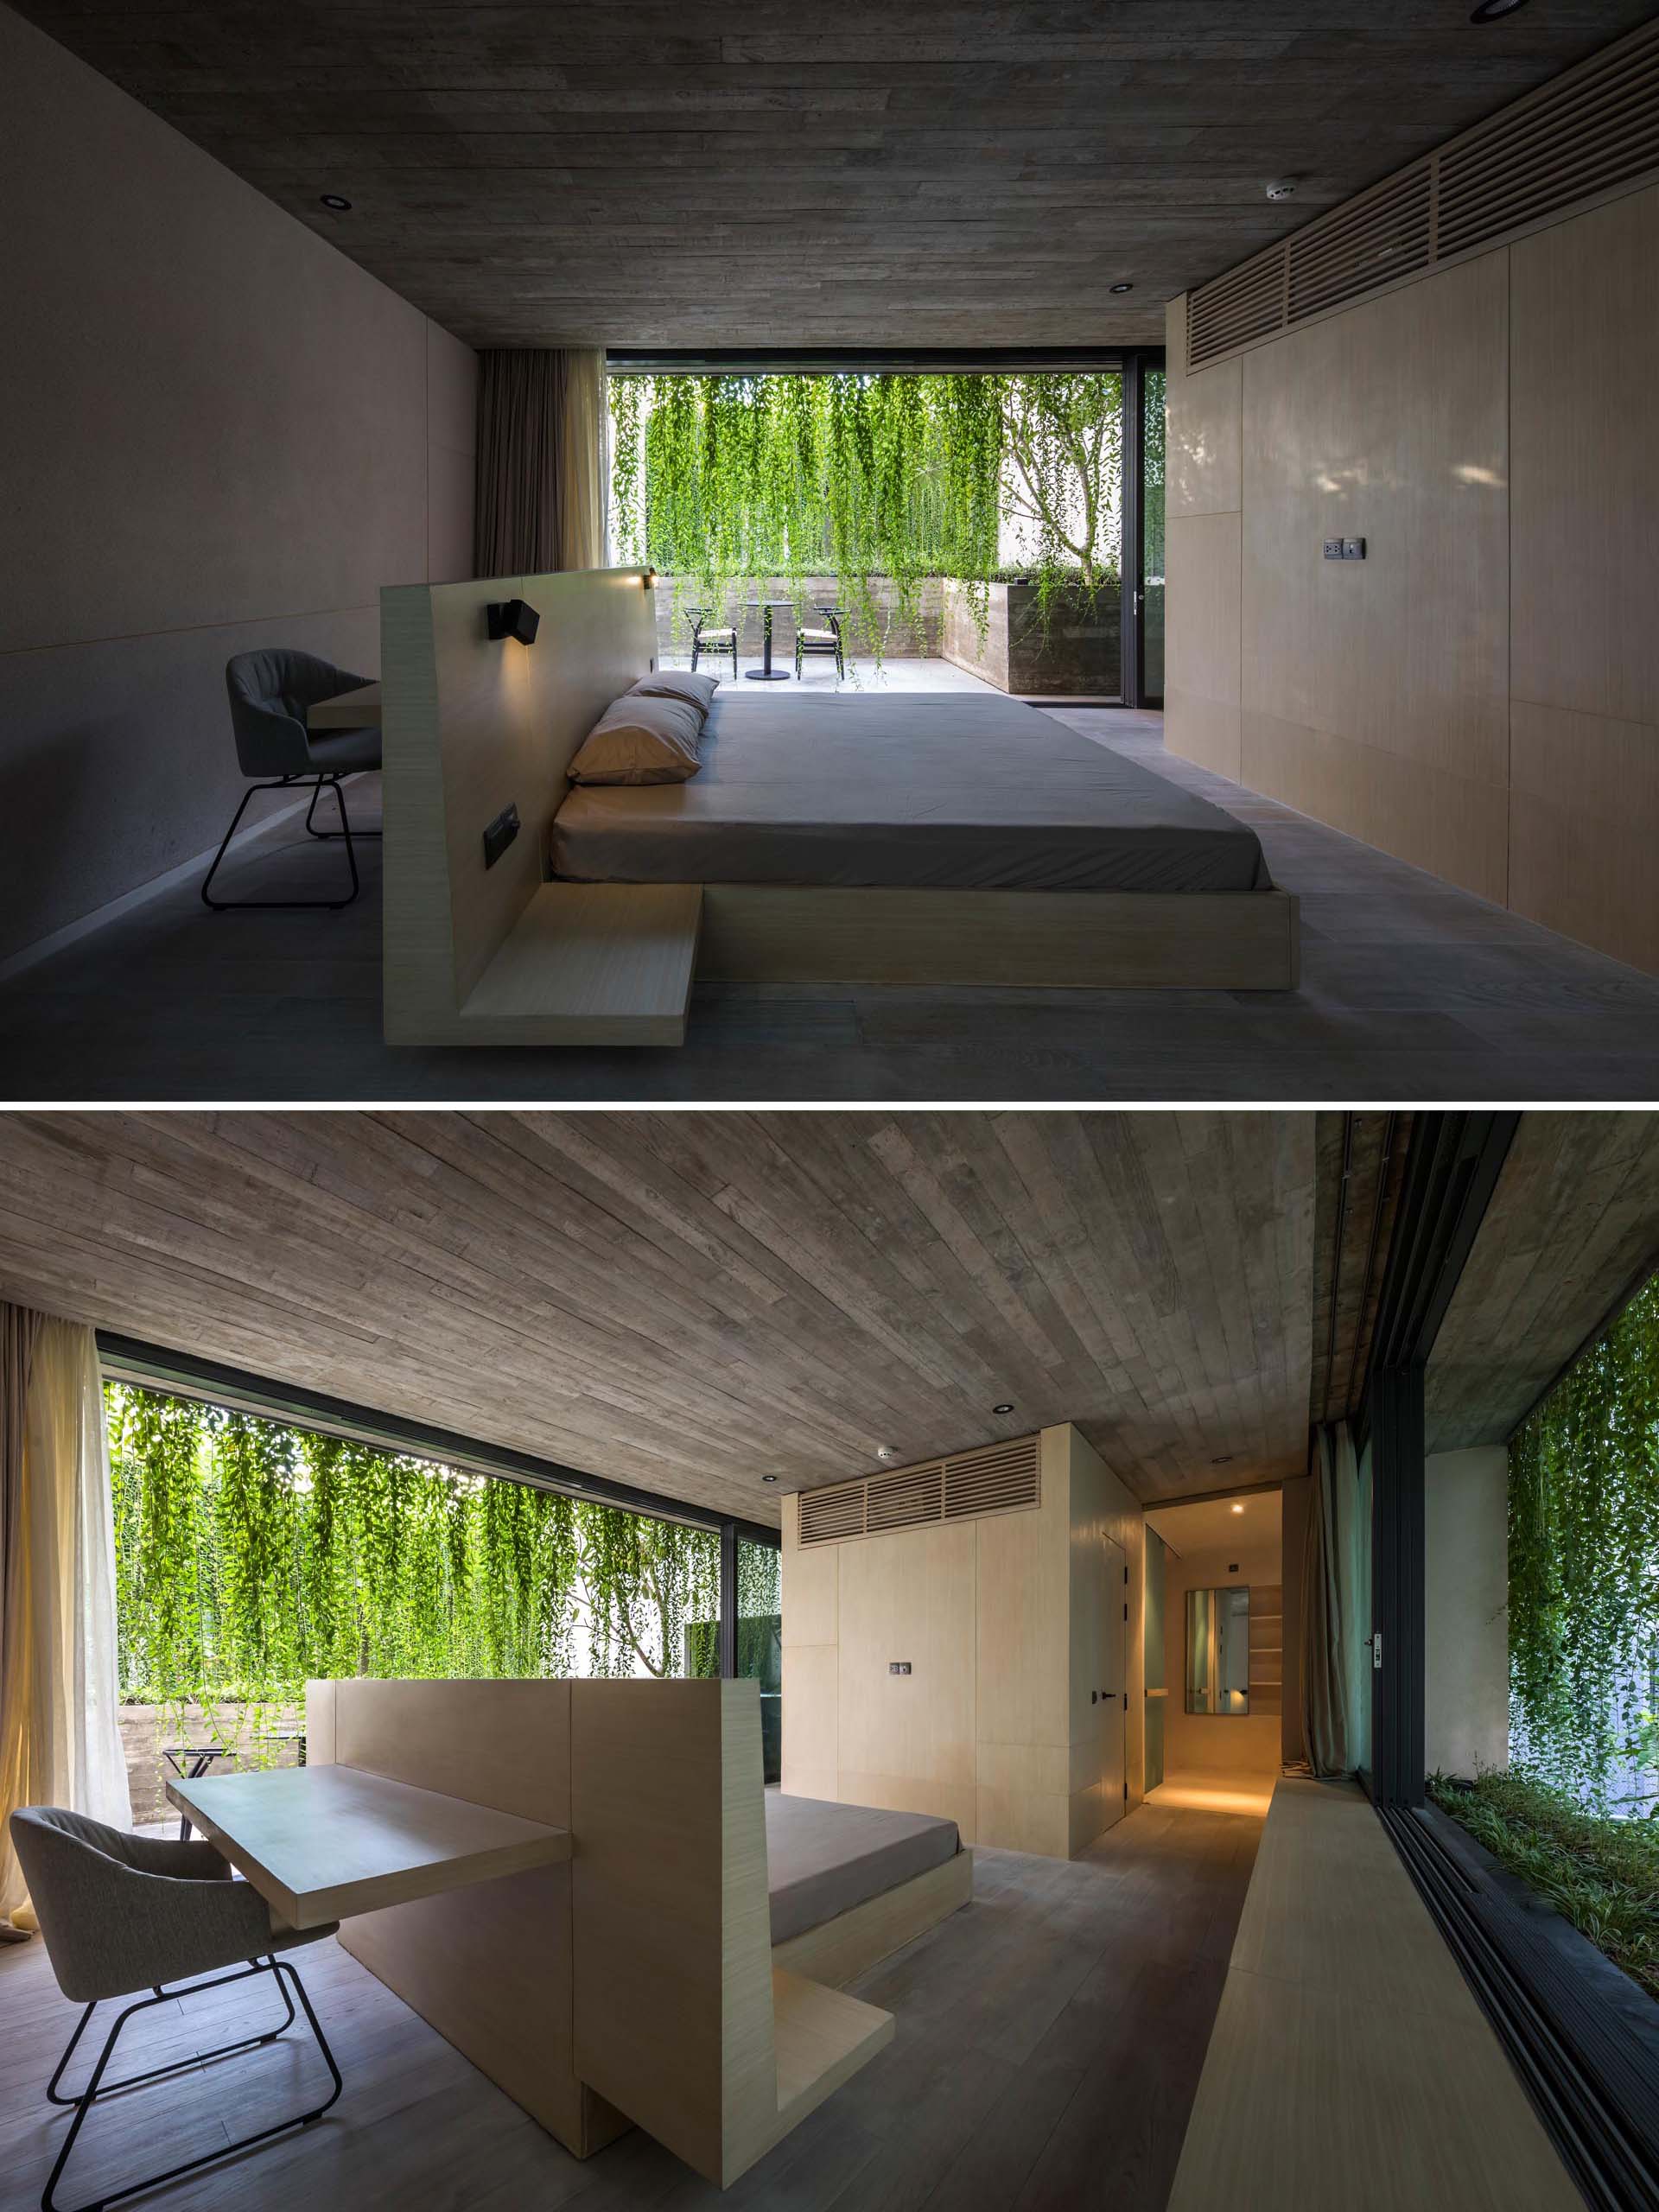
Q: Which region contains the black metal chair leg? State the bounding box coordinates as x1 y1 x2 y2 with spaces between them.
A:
305 775 381 841
41 1957 340 2212
202 777 363 910
47 1957 297 2107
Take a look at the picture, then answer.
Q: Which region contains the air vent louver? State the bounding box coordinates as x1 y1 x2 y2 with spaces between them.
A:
798 1480 864 1545
797 1433 1040 1545
1185 16 1659 373
1437 31 1659 262
866 1461 944 1532
1186 249 1285 368
1287 163 1431 323
942 1434 1042 1521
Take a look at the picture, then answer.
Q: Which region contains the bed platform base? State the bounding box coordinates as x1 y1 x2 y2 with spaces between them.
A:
380 569 1300 1047
771 1847 975 1990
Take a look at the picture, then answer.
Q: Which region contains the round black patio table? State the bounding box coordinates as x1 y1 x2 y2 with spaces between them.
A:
742 600 794 680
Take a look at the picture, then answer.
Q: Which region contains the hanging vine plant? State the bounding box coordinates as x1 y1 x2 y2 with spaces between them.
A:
997 372 1124 620
1508 1268 1659 1810
107 1385 724 1708
610 370 1009 658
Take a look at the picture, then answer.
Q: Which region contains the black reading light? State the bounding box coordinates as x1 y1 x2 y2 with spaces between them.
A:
643 567 658 588
486 598 540 645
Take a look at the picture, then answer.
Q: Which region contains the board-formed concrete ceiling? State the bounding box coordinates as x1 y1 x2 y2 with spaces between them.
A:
0 1110 1317 1520
15 2 1653 348
1427 1110 1659 1452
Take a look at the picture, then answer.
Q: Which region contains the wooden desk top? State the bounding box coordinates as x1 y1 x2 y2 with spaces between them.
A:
306 680 381 729
166 1762 570 1929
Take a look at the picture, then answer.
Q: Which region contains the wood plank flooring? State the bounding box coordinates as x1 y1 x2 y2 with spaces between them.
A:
4 710 1658 1102
0 1801 1259 2212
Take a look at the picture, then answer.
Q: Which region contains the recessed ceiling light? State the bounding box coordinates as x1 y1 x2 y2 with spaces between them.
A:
761 1474 779 1484
993 1402 1014 1414
1265 178 1299 201
1211 1454 1234 1466
1109 282 1134 294
320 194 353 212
1471 0 1528 20
1230 1502 1246 1515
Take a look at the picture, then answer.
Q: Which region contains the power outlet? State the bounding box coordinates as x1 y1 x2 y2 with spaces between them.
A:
1323 537 1344 560
888 1661 912 1675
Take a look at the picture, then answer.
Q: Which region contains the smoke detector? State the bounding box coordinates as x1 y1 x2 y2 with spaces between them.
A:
1266 178 1299 201
875 1446 897 1462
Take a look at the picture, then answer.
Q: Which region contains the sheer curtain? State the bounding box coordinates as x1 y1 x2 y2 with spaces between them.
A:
474 348 608 577
1300 1421 1357 1778
0 1309 130 1930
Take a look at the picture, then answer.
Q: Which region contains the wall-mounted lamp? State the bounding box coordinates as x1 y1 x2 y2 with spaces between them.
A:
486 598 540 645
643 568 658 590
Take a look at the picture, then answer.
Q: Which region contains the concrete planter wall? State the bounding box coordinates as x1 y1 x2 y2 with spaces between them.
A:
942 578 1122 696
653 574 943 662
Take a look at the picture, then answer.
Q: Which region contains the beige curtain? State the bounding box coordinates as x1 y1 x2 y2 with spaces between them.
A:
0 1307 131 1928
1300 1421 1355 1778
474 348 607 577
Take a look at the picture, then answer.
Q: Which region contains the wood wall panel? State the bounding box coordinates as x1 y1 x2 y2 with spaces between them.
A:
1508 700 1659 975
1165 176 1659 976
1166 296 1243 518
1165 514 1243 781
781 1424 1147 1859
1241 709 1508 905
1240 251 1510 794
836 1522 977 1795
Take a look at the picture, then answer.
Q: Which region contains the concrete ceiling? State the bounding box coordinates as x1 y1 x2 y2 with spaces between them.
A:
0 1109 1319 1520
15 2 1654 348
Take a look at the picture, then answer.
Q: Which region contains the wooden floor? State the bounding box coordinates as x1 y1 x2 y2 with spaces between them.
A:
0 1801 1258 2212
5 712 1659 1102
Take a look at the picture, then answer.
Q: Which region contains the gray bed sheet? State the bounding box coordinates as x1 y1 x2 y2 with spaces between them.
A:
550 691 1271 894
766 1787 960 1945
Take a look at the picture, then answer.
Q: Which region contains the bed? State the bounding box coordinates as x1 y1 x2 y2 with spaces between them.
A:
766 1788 973 1987
552 691 1272 896
380 569 1300 1050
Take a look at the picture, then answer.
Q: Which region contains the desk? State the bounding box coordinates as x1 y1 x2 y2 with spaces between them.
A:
162 1732 306 1841
306 680 381 729
166 1761 571 1929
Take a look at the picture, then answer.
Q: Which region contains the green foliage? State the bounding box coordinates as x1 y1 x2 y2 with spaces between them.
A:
610 371 1129 655
1429 1769 1659 1999
108 1384 721 1705
1508 1270 1659 1808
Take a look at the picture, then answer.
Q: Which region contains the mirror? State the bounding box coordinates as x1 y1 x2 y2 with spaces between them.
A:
1185 1585 1250 1714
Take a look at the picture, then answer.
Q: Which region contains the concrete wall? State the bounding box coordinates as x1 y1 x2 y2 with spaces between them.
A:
1163 175 1659 979
1425 1446 1510 1777
1163 1535 1283 1783
0 3 477 963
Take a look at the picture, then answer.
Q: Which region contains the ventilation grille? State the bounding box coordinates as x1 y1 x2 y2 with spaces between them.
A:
1437 29 1659 261
1186 16 1659 372
797 1433 1040 1545
1287 163 1432 323
943 1434 1042 1520
1186 250 1284 369
798 1481 865 1545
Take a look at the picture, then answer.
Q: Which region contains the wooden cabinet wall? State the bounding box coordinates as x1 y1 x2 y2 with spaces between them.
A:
1165 177 1659 977
781 1424 1144 1859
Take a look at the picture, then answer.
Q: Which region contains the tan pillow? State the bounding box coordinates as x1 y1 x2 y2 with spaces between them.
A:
628 668 718 715
568 693 702 785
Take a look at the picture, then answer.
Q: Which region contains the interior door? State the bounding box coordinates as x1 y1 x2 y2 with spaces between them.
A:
1098 1535 1126 1827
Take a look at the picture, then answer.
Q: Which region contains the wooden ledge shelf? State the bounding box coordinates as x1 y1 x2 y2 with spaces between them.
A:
458 882 701 1046
759 1971 894 2155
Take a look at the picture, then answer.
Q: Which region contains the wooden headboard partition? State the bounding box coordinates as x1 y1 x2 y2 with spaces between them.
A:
381 565 675 1046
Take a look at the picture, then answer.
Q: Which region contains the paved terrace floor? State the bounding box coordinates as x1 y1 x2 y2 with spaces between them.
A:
4 699 1658 1103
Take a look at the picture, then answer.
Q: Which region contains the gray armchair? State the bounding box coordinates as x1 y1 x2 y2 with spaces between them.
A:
10 1808 342 2212
204 648 381 910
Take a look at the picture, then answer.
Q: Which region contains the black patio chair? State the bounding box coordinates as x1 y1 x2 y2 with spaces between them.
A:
794 606 846 680
686 607 739 677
